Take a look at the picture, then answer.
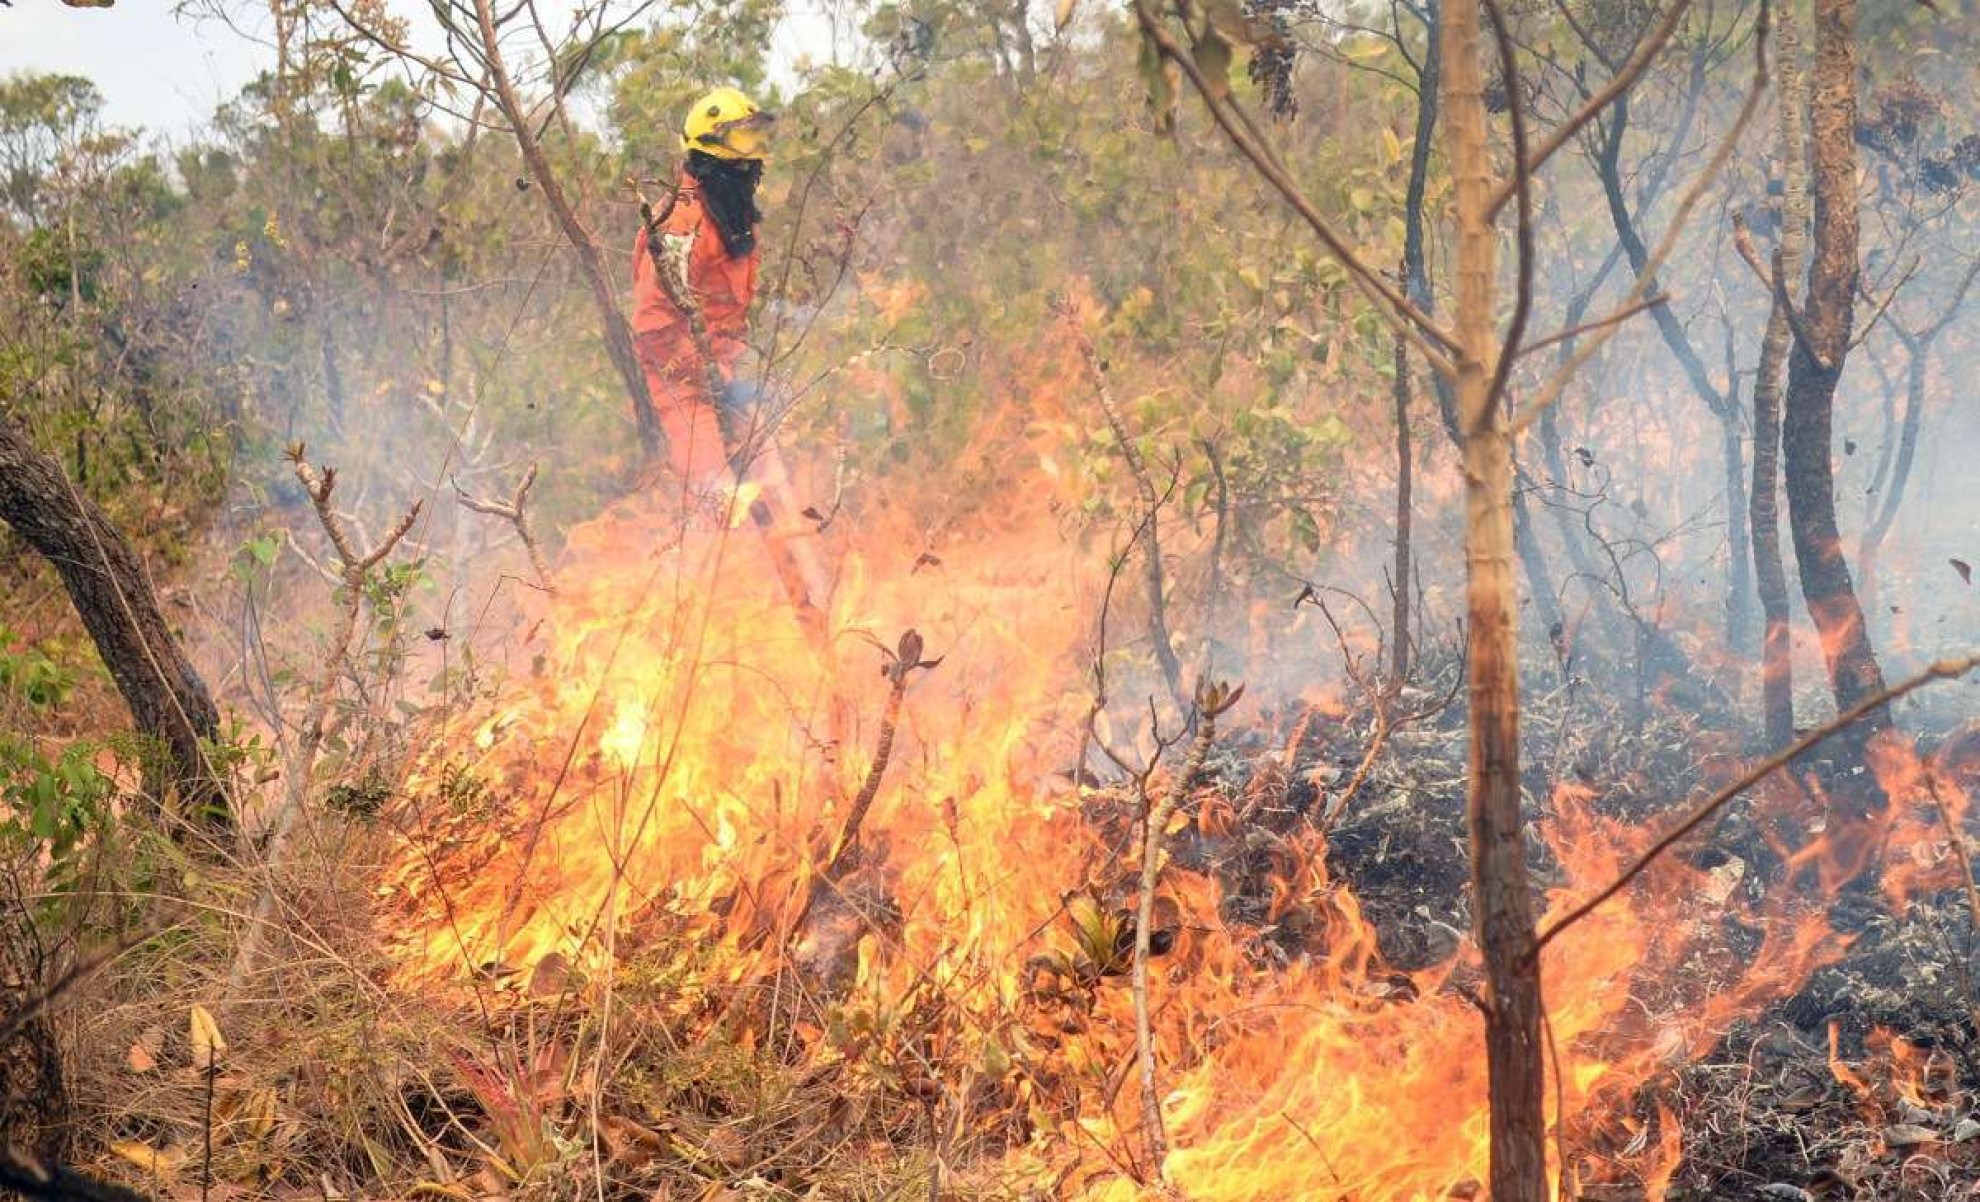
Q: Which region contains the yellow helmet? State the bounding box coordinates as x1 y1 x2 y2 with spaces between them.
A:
682 86 774 161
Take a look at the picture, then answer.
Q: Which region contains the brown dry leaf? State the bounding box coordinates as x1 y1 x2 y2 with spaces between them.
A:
189 1003 227 1069
216 1084 280 1146
111 1139 187 1177
700 1124 747 1169
598 1114 669 1169
526 952 569 999
127 1025 165 1073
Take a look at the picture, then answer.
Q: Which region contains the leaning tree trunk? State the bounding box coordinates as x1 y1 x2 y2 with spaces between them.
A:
1443 0 1547 1192
1784 0 1891 845
0 412 222 825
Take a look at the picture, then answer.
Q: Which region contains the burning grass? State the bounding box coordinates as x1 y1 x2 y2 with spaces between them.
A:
53 482 1980 1202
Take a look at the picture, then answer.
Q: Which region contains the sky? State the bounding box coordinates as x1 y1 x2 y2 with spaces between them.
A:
0 1 846 138
0 3 266 133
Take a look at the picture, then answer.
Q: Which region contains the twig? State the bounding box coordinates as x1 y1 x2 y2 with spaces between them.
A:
1062 304 1185 706
1515 293 1669 359
454 463 554 592
1511 16 1769 434
199 1039 217 1202
1486 0 1699 219
1534 654 1980 955
634 177 732 446
1134 679 1242 1181
824 629 938 881
1846 257 1920 353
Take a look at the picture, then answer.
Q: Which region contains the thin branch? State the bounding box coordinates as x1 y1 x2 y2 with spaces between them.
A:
454 463 554 592
1134 680 1241 1182
1489 0 1700 218
1515 293 1669 358
1511 10 1768 433
1534 653 1980 955
1846 256 1920 354
1481 0 1535 411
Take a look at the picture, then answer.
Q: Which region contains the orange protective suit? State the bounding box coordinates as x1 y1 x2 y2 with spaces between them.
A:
631 176 761 483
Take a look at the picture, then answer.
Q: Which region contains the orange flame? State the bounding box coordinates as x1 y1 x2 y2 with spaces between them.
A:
375 455 1943 1198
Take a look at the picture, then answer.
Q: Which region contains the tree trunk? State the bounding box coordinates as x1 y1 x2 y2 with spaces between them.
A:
0 412 222 826
1751 0 1808 749
1594 92 1755 654
1784 0 1891 848
1392 327 1415 682
1393 9 1439 684
1785 0 1886 718
1443 0 1548 1192
1720 416 1754 651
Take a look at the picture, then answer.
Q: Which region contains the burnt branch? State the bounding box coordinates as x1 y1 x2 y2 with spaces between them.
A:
1133 679 1241 1181
1535 653 1980 955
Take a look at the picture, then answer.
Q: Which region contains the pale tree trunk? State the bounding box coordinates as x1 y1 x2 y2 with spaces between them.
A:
1443 0 1547 1192
0 412 222 827
1783 0 1891 842
1751 2 1808 749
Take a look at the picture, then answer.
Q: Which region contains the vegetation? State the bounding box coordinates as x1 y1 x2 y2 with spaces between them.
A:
2 0 1978 1199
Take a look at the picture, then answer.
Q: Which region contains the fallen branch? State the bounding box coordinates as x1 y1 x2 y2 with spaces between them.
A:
455 463 554 592
1534 654 1980 955
1134 679 1242 1181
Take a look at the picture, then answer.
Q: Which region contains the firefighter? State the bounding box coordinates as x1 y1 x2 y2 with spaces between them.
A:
632 87 832 619
632 86 775 485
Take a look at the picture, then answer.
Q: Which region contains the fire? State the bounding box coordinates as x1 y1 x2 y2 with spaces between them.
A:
371 439 1961 1197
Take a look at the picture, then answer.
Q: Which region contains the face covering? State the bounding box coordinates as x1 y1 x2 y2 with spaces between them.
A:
685 149 763 258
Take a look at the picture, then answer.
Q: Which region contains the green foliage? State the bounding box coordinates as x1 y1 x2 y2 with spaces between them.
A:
0 628 114 863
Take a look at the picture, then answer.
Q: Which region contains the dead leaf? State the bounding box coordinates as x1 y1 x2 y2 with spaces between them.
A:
112 1139 187 1177
527 952 570 999
128 1025 165 1073
1953 558 1973 586
190 1003 227 1070
1883 1122 1940 1147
